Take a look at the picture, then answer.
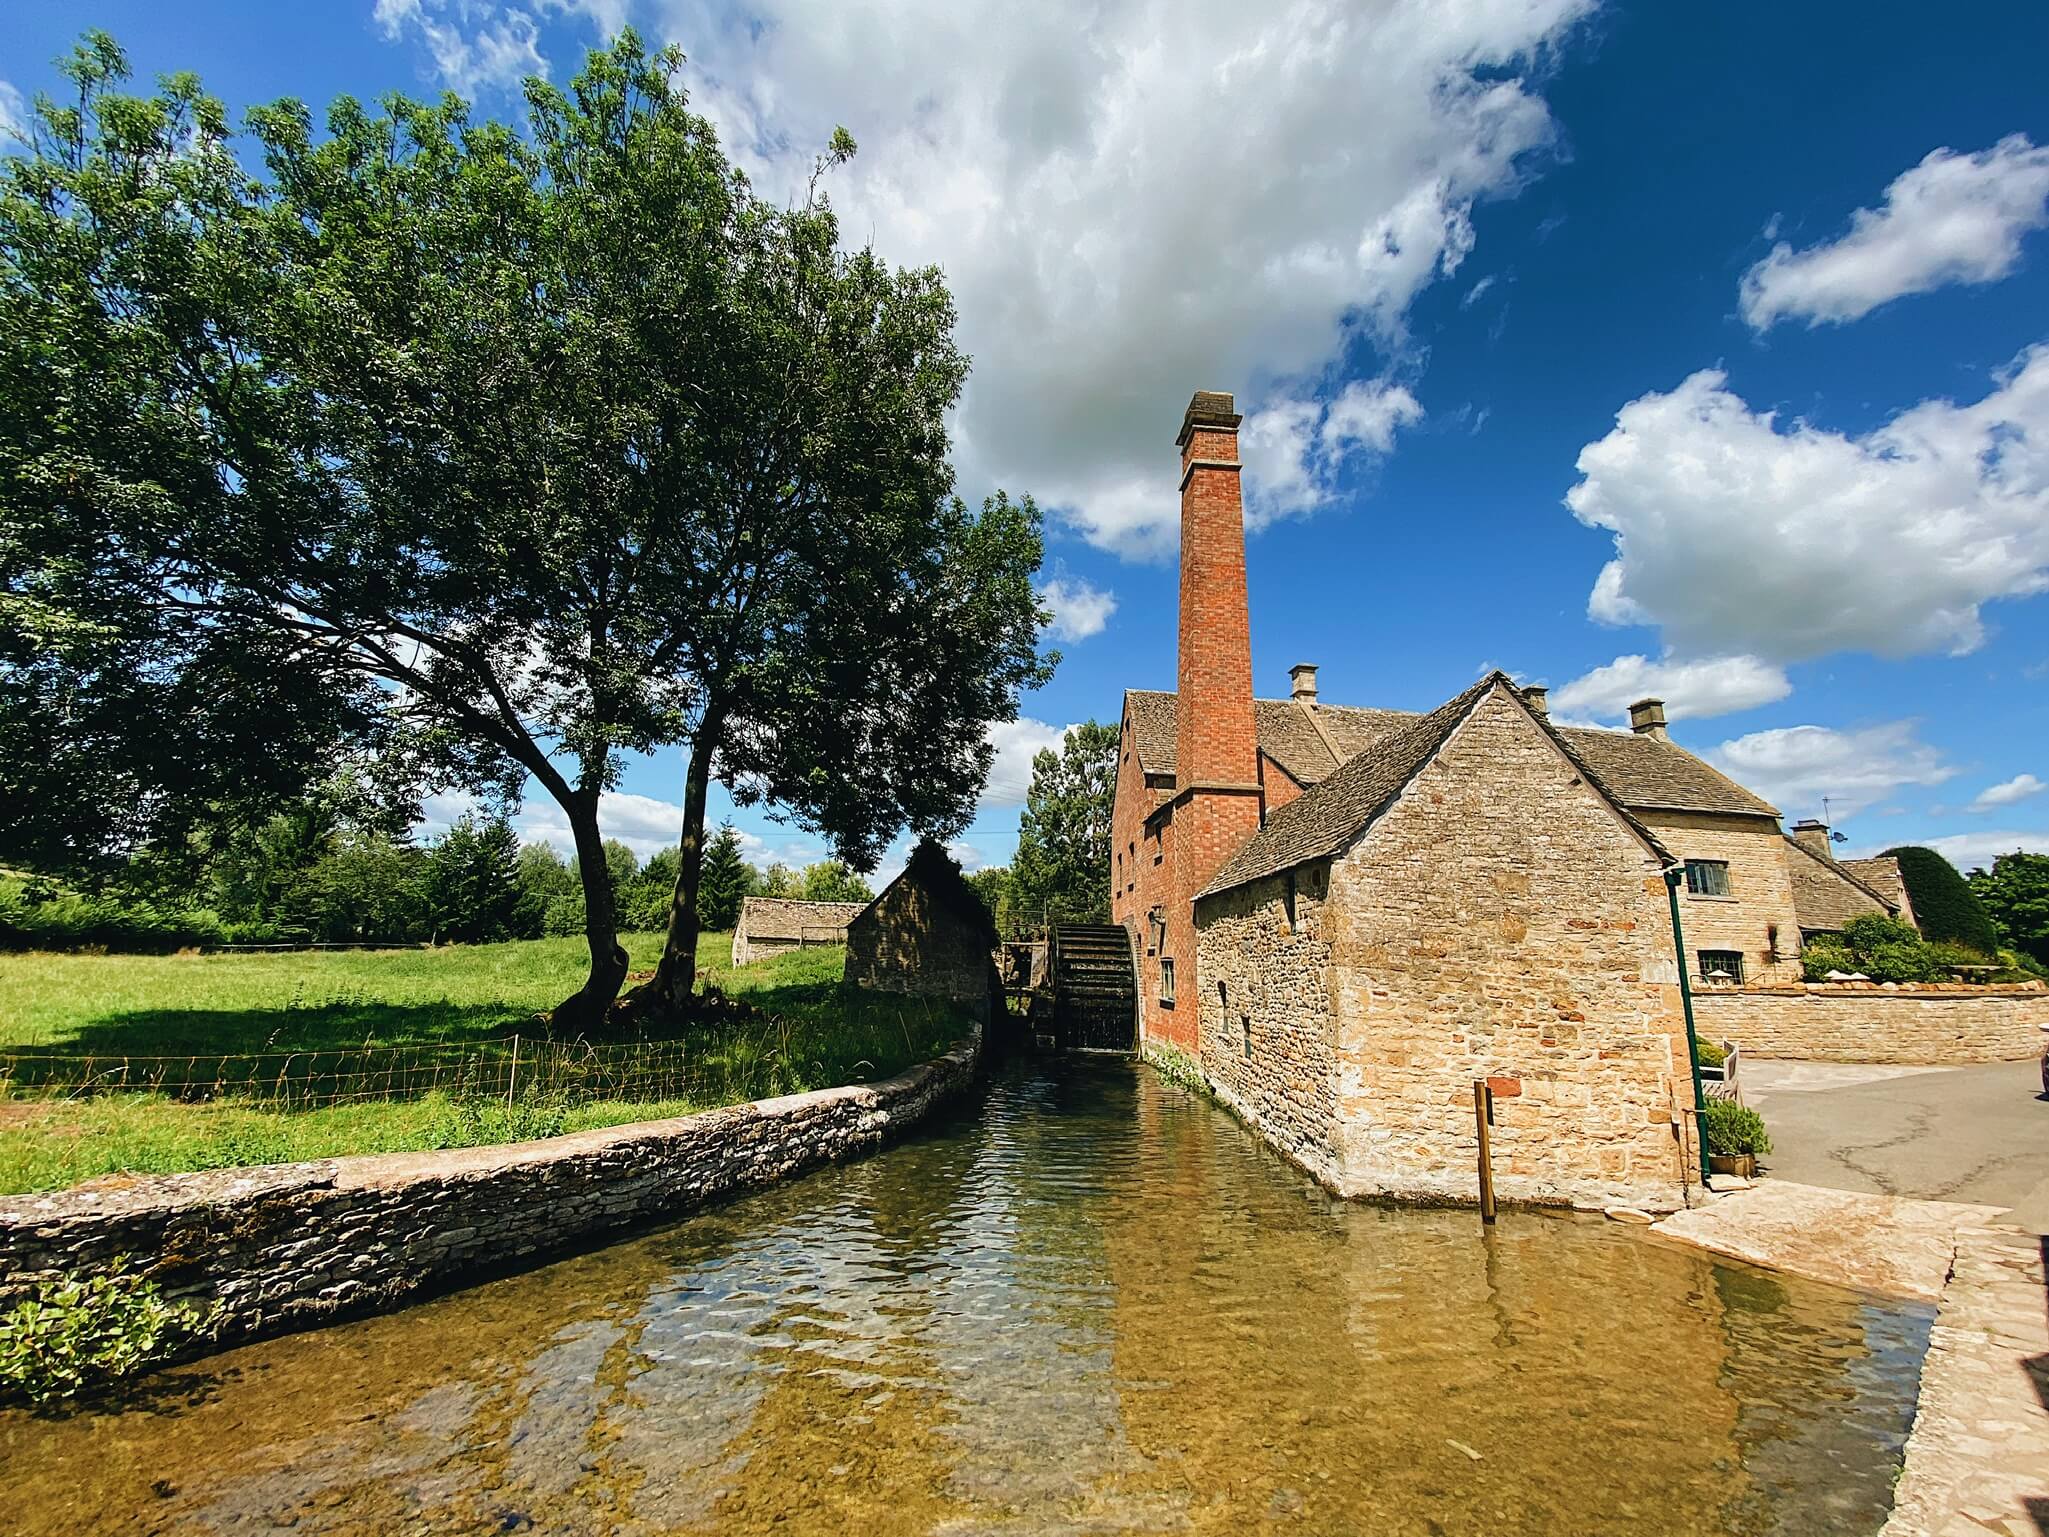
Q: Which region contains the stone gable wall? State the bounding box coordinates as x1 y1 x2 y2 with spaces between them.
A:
843 877 998 1021
1193 687 1699 1210
1323 691 1694 1209
1640 810 1804 984
1693 984 2047 1063
0 1032 981 1362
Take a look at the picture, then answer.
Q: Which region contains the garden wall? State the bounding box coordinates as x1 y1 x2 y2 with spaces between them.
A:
0 1028 980 1358
1692 984 2046 1064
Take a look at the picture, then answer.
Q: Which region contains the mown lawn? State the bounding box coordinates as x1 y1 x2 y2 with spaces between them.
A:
0 935 968 1194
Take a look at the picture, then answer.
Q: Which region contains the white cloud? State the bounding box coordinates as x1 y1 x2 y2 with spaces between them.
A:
1741 135 2049 330
1461 274 1498 308
980 717 1070 810
1862 828 2049 872
659 0 1590 558
373 0 549 94
1706 721 1955 821
1038 577 1118 642
1551 653 1790 724
1567 349 2049 663
0 81 26 145
1969 772 2045 812
946 840 985 873
1242 379 1423 524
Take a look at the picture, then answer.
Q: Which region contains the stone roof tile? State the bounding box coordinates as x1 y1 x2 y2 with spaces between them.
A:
1784 839 1899 932
1125 687 1779 818
1196 676 1677 899
735 897 869 942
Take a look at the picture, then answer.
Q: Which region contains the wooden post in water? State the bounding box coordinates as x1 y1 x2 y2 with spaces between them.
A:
1473 1079 1497 1224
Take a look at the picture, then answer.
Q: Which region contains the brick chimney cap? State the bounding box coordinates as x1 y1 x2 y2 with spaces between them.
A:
1177 390 1242 445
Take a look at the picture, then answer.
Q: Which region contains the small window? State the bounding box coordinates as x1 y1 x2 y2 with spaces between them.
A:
1241 1014 1252 1059
1684 860 1732 898
1283 871 1298 932
1160 957 1176 1005
1148 910 1166 954
1697 950 1744 984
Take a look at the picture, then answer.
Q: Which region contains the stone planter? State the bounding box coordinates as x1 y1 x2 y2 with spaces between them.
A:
1709 1153 1756 1179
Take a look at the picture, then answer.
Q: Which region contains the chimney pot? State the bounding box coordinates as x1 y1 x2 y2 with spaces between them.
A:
1521 684 1548 718
1289 663 1319 702
1789 818 1834 861
1627 698 1668 740
1177 389 1243 446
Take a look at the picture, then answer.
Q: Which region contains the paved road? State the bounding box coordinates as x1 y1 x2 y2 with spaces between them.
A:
1740 1058 2049 1233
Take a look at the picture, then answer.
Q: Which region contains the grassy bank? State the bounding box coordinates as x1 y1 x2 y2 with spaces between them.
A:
0 936 968 1194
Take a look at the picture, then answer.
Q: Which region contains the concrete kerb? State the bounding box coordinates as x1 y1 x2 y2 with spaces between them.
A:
0 1024 983 1365
1653 1182 2049 1537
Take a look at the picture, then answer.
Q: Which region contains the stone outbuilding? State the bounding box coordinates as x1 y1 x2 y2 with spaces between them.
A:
1782 820 1905 939
843 839 1002 1022
730 897 868 966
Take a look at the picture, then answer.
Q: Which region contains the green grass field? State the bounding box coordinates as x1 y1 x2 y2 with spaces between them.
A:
0 935 969 1195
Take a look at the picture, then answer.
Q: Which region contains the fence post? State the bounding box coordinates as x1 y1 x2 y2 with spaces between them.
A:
507 1033 519 1111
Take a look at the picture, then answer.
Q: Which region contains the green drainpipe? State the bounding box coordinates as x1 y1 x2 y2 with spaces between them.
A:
1664 867 1714 1184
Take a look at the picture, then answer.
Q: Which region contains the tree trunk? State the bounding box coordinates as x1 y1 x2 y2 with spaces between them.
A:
549 784 630 1035
643 717 721 1014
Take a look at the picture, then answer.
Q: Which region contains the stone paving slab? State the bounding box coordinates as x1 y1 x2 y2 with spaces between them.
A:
1651 1180 2004 1301
1879 1225 2049 1537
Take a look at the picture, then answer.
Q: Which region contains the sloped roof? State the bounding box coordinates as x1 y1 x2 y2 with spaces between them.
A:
1784 839 1899 932
1841 856 1913 920
735 897 868 941
1197 676 1674 898
1125 688 1779 818
857 838 1000 948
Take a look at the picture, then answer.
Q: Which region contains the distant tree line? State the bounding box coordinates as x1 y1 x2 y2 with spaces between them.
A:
0 816 874 952
962 721 1117 938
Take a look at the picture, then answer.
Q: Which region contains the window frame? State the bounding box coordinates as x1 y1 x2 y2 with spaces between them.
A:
1159 956 1176 1006
1696 949 1745 984
1683 859 1733 899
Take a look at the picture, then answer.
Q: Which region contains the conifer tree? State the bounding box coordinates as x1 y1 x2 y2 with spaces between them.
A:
697 823 751 932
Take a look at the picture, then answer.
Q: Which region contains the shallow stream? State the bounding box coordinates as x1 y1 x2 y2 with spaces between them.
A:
1 1057 1930 1535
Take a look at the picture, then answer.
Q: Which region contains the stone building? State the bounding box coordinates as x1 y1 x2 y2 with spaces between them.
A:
843 839 1002 1022
1781 820 1905 939
730 897 868 966
1109 387 1930 1210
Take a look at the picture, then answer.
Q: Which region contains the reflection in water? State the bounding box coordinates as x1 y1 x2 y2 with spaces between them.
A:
1 1058 1928 1535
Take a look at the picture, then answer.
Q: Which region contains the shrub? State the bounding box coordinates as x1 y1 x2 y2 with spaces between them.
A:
0 1260 220 1405
1882 846 2000 954
1800 937 1858 981
1701 1099 1772 1160
1693 1038 1727 1069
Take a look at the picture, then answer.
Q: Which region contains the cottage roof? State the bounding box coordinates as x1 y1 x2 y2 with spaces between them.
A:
1125 687 1779 818
734 897 869 941
1840 856 1912 916
1782 837 1899 933
1196 675 1675 899
857 839 1000 948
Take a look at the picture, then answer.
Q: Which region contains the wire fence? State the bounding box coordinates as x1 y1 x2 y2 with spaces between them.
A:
0 1029 817 1115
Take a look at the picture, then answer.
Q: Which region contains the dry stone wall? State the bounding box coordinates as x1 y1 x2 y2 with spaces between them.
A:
1693 985 2047 1064
0 1031 980 1360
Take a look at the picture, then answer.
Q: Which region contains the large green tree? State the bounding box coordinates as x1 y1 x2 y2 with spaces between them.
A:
2 32 1047 1029
800 859 874 906
1010 721 1117 929
1969 851 2049 967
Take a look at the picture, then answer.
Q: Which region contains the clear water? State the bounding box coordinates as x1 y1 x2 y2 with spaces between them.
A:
1 1057 1930 1535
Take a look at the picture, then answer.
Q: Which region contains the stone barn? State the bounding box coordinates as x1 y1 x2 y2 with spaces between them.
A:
843 840 1002 1022
730 897 867 966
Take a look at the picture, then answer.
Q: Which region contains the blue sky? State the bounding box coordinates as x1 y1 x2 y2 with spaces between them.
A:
6 2 2046 879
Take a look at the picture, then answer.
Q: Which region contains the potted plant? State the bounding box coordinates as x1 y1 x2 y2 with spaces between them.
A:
1701 1099 1771 1179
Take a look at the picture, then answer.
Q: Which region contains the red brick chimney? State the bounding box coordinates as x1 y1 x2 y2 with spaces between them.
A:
1175 390 1259 796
